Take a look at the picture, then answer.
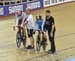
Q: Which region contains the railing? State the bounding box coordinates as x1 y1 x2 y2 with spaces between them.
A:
0 0 74 16
0 0 21 6
43 0 74 7
0 0 42 16
0 0 39 6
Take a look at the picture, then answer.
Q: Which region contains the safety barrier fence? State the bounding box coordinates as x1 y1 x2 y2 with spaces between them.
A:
0 0 74 16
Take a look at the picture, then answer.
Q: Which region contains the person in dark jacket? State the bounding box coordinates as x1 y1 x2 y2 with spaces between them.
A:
45 10 56 54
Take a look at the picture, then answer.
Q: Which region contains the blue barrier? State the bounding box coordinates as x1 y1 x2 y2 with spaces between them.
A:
0 0 43 16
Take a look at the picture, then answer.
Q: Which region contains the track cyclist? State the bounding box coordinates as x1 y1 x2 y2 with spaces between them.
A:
35 15 47 47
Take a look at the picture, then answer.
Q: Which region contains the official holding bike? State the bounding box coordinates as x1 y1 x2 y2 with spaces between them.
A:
45 10 56 54
24 8 35 49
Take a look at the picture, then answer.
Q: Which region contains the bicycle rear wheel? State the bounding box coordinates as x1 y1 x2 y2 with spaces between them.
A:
16 32 21 48
42 43 47 51
41 39 47 51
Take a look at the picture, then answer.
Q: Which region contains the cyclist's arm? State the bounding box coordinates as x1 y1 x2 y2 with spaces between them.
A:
15 14 19 26
22 12 26 26
35 20 38 26
35 20 39 31
24 15 30 25
41 20 45 32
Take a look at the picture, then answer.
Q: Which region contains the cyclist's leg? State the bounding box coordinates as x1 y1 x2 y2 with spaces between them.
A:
21 26 26 36
38 26 41 40
17 20 22 34
41 23 47 45
21 26 26 47
42 32 47 40
18 26 21 34
37 30 41 43
23 26 26 36
38 30 41 37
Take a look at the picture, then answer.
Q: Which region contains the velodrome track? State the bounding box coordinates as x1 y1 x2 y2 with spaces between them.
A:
0 2 75 61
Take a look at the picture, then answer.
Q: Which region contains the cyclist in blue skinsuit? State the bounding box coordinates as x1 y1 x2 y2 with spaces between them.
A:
35 15 45 32
35 15 47 45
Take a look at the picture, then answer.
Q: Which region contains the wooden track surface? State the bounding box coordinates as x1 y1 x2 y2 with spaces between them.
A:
0 2 75 61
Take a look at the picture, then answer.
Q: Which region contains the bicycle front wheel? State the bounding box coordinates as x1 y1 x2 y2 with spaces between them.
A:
16 32 21 48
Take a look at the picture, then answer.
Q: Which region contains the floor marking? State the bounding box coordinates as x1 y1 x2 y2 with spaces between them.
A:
24 47 75 61
56 33 75 38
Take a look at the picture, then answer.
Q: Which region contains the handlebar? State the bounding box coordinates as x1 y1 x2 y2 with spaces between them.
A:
13 25 23 31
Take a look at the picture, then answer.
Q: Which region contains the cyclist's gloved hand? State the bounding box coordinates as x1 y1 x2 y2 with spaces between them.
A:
21 24 23 27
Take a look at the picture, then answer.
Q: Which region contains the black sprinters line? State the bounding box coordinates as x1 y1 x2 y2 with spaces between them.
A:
56 32 75 38
24 47 75 61
24 32 75 61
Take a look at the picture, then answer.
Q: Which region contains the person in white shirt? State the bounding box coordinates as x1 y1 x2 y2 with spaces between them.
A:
24 8 35 49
